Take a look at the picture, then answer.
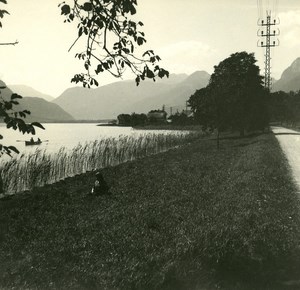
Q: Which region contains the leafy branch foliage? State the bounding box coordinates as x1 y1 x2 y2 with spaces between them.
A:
59 0 169 87
0 87 45 157
0 0 8 28
0 1 44 157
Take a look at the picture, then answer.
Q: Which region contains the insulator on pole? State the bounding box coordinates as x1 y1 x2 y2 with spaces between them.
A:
257 7 280 91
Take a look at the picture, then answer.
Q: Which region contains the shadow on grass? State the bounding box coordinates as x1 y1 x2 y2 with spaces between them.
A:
273 133 300 136
210 132 270 142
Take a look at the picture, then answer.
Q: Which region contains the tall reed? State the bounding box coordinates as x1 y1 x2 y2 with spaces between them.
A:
0 131 201 195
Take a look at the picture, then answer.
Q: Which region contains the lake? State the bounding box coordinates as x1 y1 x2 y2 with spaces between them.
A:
0 123 181 155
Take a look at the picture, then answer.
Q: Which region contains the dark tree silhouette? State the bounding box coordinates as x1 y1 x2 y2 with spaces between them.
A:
190 52 268 145
117 113 131 125
168 112 193 126
130 112 147 126
117 113 147 126
189 85 228 148
60 0 169 88
189 86 221 129
210 52 268 136
269 90 300 126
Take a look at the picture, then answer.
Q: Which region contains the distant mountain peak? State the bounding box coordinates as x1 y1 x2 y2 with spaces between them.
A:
182 70 210 85
280 57 300 80
8 84 55 102
190 70 210 76
291 57 300 68
273 57 300 92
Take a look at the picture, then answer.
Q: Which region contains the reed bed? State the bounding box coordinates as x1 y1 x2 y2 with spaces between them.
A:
0 131 200 195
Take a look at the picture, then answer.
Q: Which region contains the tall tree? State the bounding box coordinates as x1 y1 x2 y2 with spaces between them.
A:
189 85 228 148
60 0 169 88
189 52 269 149
190 52 268 141
189 86 226 130
209 51 268 136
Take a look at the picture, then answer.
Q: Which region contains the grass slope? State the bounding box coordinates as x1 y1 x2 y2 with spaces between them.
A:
0 133 300 289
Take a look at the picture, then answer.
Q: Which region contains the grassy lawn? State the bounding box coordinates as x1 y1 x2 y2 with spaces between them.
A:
0 132 300 289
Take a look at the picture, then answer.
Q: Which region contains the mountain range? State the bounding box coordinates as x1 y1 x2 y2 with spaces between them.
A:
0 81 74 122
53 71 210 120
2 57 300 122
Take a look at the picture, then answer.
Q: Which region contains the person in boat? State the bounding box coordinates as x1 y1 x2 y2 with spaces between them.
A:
30 137 34 143
90 172 111 196
37 138 41 143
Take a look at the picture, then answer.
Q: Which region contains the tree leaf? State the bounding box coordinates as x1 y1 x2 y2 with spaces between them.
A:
83 2 93 12
11 93 22 99
137 37 145 46
8 146 19 154
61 4 70 15
78 26 83 37
146 67 155 78
31 122 45 130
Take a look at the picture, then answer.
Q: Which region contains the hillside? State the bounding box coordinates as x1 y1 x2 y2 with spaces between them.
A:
131 71 210 113
53 71 210 120
273 57 300 92
0 80 15 100
8 85 55 102
18 97 74 122
0 81 74 122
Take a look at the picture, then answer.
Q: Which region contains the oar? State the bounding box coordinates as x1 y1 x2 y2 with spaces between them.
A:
16 139 49 142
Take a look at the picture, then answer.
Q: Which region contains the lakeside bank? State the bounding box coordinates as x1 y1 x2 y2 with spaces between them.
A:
0 132 300 289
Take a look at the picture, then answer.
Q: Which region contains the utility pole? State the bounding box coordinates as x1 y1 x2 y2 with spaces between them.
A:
257 11 279 91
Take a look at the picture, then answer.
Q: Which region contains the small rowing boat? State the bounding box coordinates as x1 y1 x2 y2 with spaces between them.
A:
25 140 42 146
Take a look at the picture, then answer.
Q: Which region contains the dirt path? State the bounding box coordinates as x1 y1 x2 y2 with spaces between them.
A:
272 126 300 190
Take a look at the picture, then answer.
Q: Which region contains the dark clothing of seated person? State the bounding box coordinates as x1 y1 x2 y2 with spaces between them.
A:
91 172 110 195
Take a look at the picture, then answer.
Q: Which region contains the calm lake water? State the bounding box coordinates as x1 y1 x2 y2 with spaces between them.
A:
0 123 183 155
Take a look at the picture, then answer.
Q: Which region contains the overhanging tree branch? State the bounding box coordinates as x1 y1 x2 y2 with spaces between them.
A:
60 0 169 88
0 40 18 46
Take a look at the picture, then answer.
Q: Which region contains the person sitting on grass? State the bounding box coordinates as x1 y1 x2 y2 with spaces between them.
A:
90 171 111 196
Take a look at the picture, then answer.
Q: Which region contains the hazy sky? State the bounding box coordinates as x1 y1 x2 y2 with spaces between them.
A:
0 0 299 97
